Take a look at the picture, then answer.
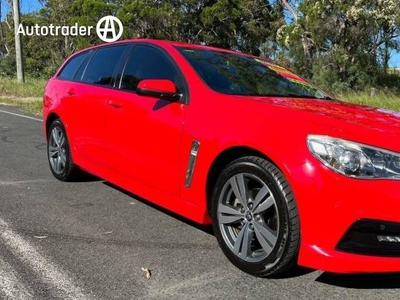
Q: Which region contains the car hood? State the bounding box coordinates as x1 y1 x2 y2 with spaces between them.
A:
246 96 400 135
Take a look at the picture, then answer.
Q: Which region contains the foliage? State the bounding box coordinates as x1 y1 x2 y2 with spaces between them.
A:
376 73 400 94
277 0 400 92
0 0 399 95
0 0 281 78
117 0 183 40
200 0 282 55
0 55 16 76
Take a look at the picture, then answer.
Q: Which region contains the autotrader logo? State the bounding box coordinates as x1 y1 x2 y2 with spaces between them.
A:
96 16 123 43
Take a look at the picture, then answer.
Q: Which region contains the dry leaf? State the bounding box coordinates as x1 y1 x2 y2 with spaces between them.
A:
141 267 151 279
34 235 48 239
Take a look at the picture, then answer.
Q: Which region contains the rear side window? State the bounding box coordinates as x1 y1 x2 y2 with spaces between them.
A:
82 45 126 86
58 52 90 80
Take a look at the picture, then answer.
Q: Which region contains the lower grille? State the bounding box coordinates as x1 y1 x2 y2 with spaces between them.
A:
337 219 400 257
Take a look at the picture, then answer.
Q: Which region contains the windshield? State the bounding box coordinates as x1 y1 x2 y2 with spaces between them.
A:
177 47 330 99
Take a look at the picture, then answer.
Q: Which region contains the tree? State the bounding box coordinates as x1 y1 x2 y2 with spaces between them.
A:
277 0 400 91
200 0 282 55
70 0 118 48
117 0 183 40
0 0 11 57
117 0 283 55
278 0 313 76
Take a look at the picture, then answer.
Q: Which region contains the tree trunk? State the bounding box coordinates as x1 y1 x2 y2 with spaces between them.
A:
383 40 389 73
279 0 313 77
301 35 312 77
0 0 10 55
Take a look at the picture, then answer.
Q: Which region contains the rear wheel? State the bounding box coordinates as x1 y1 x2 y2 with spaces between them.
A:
47 119 80 181
211 156 300 277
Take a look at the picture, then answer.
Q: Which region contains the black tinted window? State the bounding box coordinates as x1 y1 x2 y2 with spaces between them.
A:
82 45 126 86
73 52 91 81
120 45 179 92
58 52 89 80
177 47 330 99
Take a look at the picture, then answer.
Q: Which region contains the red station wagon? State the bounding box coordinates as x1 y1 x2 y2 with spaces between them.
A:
44 39 400 277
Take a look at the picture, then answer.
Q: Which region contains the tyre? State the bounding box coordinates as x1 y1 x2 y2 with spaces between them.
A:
47 119 80 181
211 156 300 277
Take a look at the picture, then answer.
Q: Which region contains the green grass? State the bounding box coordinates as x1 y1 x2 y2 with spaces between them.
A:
338 91 400 111
0 77 46 98
0 77 45 115
0 98 43 116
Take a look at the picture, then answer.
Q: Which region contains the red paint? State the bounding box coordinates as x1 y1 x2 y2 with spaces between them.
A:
44 39 400 273
137 79 177 94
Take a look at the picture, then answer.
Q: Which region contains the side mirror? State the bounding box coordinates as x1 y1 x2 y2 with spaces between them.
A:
137 79 181 101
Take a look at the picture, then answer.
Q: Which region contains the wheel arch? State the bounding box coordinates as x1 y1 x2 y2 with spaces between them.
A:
206 146 270 213
45 112 61 139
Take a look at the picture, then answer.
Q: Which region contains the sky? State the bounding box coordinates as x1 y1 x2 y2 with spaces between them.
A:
390 51 400 68
0 0 42 19
1 0 400 67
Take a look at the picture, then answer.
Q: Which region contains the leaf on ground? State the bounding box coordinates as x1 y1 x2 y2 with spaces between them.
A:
141 267 151 279
34 235 48 239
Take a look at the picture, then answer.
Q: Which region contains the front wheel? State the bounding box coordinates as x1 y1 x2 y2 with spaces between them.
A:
211 156 300 277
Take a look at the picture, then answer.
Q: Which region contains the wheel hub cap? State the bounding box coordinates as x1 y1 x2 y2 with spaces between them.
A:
245 212 253 221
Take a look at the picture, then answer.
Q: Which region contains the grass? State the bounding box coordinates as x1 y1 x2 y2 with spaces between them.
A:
0 98 43 116
0 77 46 116
0 77 46 98
338 91 400 111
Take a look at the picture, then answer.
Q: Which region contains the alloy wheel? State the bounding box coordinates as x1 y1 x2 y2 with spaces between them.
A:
48 126 67 174
217 172 279 263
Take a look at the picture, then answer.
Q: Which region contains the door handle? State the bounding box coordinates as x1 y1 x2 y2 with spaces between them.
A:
107 100 122 108
67 88 75 96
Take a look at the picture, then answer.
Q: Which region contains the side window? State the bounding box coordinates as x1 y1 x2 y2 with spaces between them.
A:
82 45 126 86
58 52 89 80
120 45 181 92
73 51 92 81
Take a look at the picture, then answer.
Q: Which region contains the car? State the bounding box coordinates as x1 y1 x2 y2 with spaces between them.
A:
43 39 400 277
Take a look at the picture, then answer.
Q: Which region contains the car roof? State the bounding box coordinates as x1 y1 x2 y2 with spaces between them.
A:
72 39 264 60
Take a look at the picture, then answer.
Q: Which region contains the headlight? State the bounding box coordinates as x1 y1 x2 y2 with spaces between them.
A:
307 135 400 179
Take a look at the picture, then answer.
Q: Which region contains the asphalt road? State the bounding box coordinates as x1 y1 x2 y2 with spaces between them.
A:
1 105 400 299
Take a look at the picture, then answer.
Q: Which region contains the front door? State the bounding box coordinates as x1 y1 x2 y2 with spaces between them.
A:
105 44 187 196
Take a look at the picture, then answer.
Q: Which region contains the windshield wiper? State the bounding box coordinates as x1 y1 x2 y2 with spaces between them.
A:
286 94 334 100
230 93 334 100
275 93 331 100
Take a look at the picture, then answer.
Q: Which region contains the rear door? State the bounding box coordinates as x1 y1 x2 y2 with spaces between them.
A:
104 44 187 196
61 45 128 168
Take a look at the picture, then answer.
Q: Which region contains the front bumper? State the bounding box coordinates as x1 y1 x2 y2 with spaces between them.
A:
291 159 400 273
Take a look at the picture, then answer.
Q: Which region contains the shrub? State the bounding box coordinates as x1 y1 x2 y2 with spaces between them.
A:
0 55 16 77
